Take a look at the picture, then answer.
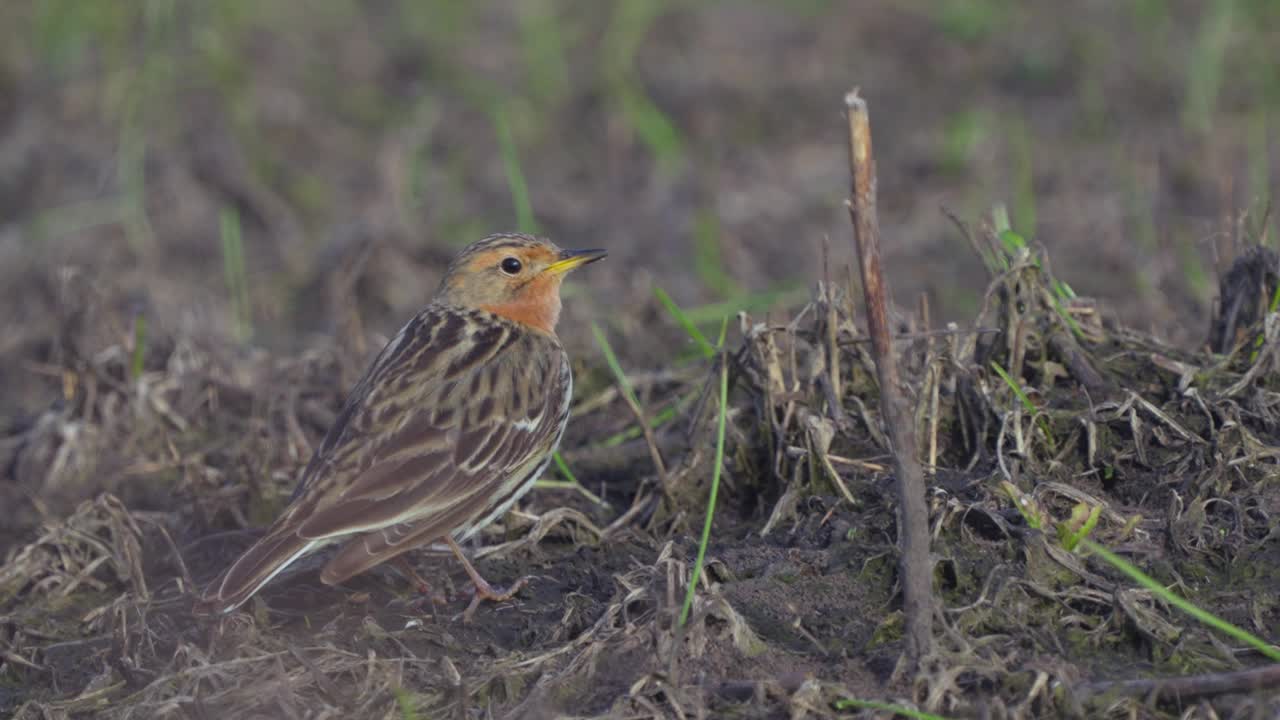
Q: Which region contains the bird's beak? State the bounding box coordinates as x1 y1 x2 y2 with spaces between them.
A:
545 248 608 275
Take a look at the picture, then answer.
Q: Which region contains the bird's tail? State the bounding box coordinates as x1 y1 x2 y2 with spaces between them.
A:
196 527 319 615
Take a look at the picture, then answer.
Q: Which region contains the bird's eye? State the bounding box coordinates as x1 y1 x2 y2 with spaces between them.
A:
500 257 523 275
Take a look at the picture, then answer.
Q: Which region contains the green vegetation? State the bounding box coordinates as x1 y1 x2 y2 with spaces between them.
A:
591 321 645 416
130 314 147 380
536 451 609 508
1083 540 1280 662
932 0 1012 43
692 210 742 299
1004 482 1280 663
12 0 1280 316
1182 0 1234 134
834 698 951 720
219 208 253 343
654 286 716 358
940 109 989 176
495 104 539 235
1006 119 1037 242
601 0 684 175
392 687 423 720
678 318 729 627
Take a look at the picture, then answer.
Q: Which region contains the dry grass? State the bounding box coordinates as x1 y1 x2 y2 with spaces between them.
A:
3 217 1278 718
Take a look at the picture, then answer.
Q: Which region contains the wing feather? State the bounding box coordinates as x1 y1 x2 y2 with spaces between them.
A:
289 306 567 541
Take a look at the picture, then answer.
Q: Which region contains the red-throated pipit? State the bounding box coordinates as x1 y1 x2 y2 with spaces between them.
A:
198 233 605 616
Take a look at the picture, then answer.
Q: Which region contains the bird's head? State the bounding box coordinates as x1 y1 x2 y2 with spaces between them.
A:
436 233 607 334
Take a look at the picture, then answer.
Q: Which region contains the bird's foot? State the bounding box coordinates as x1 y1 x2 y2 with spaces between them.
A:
391 556 448 607
460 574 530 622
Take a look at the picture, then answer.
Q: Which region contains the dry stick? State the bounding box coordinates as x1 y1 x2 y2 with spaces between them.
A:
920 296 942 475
843 90 933 665
837 326 999 345
1073 664 1280 707
1047 331 1110 394
822 235 842 403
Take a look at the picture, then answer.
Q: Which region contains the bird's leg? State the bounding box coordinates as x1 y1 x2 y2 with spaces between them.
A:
445 536 530 621
390 556 446 606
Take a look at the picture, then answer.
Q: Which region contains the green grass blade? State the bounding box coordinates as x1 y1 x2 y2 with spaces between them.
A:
992 203 1012 232
1082 539 1280 661
834 698 952 720
680 286 808 325
693 210 740 298
999 229 1027 256
1049 293 1085 340
1000 480 1045 530
990 361 1035 414
990 361 1055 447
1249 282 1280 362
392 687 421 720
992 206 1084 338
130 313 147 381
602 0 684 175
551 451 578 486
654 287 715 358
535 451 609 508
678 341 728 627
219 207 251 343
1009 117 1037 235
519 3 569 108
600 399 683 448
1057 503 1101 551
617 81 684 175
493 105 537 234
1182 0 1233 134
591 321 641 409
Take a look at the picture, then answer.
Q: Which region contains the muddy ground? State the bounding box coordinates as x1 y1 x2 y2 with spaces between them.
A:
2 2 1279 718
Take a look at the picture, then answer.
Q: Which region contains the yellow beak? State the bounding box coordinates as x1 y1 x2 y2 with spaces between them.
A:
545 248 608 275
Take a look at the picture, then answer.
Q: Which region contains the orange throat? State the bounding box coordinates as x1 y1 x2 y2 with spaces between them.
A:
481 281 562 334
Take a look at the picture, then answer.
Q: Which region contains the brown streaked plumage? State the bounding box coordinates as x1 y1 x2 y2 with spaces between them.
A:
198 233 605 616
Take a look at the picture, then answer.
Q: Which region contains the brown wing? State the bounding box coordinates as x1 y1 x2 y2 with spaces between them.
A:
306 309 569 583
201 305 569 613
293 308 566 537
318 348 571 585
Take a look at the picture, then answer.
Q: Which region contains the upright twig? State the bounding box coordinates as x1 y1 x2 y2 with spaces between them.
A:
843 89 933 666
822 235 842 404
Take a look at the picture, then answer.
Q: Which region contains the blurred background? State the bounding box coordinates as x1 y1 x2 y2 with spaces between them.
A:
2 0 1278 421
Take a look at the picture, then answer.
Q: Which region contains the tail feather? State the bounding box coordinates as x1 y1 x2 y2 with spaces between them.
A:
197 529 319 615
319 517 443 586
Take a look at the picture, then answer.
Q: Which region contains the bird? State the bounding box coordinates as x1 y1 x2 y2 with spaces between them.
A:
197 233 606 616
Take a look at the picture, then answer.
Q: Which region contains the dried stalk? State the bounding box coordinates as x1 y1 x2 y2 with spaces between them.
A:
843 89 932 665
